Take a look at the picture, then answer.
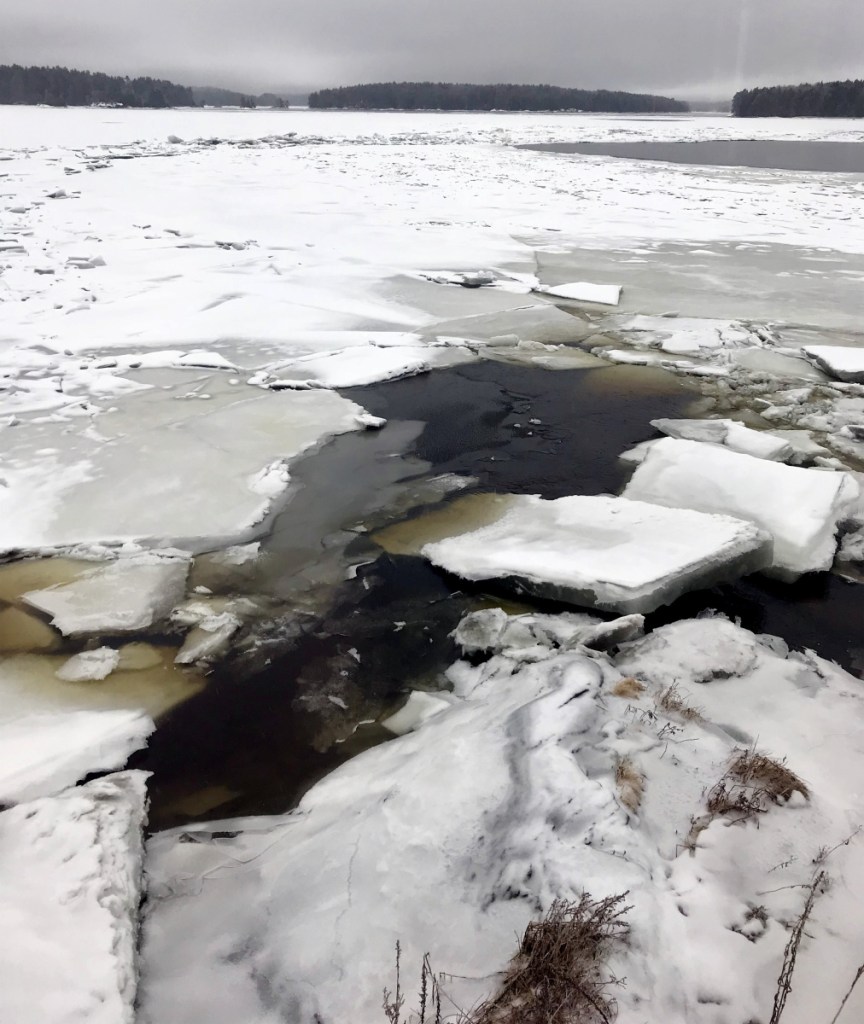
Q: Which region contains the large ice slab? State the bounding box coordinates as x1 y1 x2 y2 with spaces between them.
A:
0 772 148 1024
0 710 153 804
24 553 189 636
802 344 864 383
624 437 859 578
421 494 770 613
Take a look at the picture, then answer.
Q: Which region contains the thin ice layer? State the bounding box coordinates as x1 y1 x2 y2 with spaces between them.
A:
624 437 858 578
0 771 149 1024
421 494 770 613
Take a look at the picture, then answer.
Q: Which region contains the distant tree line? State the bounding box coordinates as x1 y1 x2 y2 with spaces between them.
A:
308 82 689 113
192 86 288 108
0 64 194 108
733 80 864 118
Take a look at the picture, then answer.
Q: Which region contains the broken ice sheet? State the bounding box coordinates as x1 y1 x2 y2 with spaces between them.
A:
421 493 771 614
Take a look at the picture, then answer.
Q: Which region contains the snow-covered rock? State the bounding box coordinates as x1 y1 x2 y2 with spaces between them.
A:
803 345 864 383
24 553 190 636
650 417 794 461
0 772 149 1024
624 437 859 578
422 494 771 613
139 613 864 1024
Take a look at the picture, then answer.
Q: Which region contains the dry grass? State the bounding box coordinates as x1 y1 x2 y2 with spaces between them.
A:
611 677 645 699
471 893 630 1024
707 749 809 820
683 748 809 853
615 758 644 813
656 684 703 722
387 895 631 1024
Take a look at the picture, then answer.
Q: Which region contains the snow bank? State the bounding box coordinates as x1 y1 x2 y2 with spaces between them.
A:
24 553 190 636
624 437 858 577
0 772 148 1024
0 710 153 805
422 493 770 613
139 613 864 1024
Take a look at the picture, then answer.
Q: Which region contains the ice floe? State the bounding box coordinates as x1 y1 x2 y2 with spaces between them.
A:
422 494 770 613
624 437 858 578
650 417 794 461
24 553 190 636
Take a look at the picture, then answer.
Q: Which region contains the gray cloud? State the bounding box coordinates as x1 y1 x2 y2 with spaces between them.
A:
0 0 862 99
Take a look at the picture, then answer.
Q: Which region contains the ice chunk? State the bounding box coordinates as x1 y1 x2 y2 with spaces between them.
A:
422 494 771 613
651 418 794 461
56 647 121 682
24 554 190 636
767 429 830 465
803 345 864 383
381 691 452 735
175 613 241 665
536 281 622 306
624 437 859 578
0 772 148 1023
0 710 153 804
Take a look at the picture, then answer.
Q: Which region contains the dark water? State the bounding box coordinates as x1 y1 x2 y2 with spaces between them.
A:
134 359 862 830
523 140 864 173
135 361 696 829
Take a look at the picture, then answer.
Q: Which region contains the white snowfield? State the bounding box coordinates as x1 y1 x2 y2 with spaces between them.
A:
139 613 864 1024
422 494 771 613
624 437 859 578
0 772 149 1024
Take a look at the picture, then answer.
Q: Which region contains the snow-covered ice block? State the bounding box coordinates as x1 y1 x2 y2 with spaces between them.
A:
536 281 622 306
0 710 153 804
422 494 771 613
651 418 793 461
24 554 190 636
624 437 859 578
803 345 864 383
0 772 148 1024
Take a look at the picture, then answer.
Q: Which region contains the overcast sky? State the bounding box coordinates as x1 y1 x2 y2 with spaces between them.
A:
1 0 862 100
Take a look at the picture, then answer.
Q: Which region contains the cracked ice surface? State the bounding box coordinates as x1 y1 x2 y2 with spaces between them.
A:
138 613 864 1024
